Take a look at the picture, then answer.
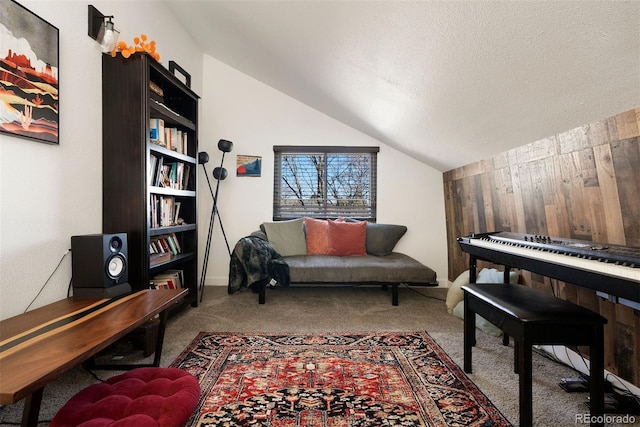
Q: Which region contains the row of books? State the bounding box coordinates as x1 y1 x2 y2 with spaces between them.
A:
150 118 189 154
149 155 192 190
150 233 182 255
149 269 184 290
150 195 182 228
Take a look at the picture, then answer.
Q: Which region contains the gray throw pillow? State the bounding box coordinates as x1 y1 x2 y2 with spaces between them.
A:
262 218 307 256
365 223 407 256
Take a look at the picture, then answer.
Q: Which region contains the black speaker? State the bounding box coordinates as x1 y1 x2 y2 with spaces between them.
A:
71 233 131 298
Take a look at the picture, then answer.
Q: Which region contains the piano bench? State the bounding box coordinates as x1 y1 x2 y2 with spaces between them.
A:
461 283 607 427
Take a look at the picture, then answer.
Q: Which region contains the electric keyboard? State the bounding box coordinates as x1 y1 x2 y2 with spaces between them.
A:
457 232 640 305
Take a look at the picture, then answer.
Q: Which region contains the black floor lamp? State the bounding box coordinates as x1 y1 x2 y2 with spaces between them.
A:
198 139 233 302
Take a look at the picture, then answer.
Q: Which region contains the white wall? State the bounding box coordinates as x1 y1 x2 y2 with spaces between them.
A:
0 0 202 319
198 56 448 288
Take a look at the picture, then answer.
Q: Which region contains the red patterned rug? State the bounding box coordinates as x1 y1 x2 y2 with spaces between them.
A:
171 331 511 426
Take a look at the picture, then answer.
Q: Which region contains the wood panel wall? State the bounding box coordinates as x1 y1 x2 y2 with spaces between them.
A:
443 107 640 388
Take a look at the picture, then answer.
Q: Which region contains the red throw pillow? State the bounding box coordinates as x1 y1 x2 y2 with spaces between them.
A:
304 218 330 255
327 220 367 256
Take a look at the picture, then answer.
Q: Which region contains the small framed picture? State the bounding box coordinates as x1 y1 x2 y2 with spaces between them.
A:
237 155 262 177
0 0 59 144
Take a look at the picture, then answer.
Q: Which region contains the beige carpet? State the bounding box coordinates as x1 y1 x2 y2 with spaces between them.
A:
0 285 628 426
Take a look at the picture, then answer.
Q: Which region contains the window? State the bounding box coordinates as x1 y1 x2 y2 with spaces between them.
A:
273 146 378 221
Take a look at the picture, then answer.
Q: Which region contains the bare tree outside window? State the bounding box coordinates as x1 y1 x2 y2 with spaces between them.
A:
274 146 378 220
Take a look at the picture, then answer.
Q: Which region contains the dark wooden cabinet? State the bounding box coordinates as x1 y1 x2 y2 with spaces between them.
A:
102 53 199 306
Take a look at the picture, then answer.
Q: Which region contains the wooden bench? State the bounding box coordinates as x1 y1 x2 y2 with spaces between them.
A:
462 283 607 427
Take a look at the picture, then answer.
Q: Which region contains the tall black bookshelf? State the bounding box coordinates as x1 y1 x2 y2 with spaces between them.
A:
102 53 199 306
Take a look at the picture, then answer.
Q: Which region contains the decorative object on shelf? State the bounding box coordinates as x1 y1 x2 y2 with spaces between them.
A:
149 81 164 103
87 5 119 53
112 34 160 61
236 155 262 177
169 61 191 88
1 0 59 144
198 139 233 302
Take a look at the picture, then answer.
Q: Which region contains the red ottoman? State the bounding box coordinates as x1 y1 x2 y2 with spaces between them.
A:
51 367 200 427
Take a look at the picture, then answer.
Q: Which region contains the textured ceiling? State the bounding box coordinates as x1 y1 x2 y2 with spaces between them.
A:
165 1 640 171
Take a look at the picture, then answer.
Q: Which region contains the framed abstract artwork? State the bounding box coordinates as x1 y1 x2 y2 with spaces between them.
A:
0 0 59 144
236 155 262 177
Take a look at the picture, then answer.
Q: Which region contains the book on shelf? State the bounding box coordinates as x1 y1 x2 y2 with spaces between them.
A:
150 121 189 155
151 195 173 227
163 127 189 155
159 163 172 188
150 157 191 190
163 162 187 190
150 195 184 228
181 133 188 155
149 154 159 183
149 269 184 290
149 118 166 147
173 202 182 223
165 234 178 254
150 234 182 257
169 232 182 252
170 128 179 151
182 164 191 190
162 197 174 226
150 156 165 187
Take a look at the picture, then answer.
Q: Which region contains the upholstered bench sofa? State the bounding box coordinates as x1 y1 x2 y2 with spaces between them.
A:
228 217 438 305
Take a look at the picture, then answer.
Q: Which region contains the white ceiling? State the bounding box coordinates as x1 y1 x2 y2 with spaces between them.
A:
165 1 640 172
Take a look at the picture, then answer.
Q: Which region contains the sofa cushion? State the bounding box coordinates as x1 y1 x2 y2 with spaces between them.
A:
284 253 437 284
365 223 407 256
445 270 470 314
304 218 330 255
262 218 307 256
327 220 367 256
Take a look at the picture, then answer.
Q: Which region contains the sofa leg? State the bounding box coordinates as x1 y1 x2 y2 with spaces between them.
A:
392 284 398 306
256 280 266 304
259 287 265 304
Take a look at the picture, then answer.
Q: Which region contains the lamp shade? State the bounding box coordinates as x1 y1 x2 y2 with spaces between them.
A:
97 19 119 53
198 152 210 164
212 167 228 180
218 139 233 153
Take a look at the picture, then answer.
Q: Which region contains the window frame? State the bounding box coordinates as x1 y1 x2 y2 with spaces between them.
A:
273 145 379 221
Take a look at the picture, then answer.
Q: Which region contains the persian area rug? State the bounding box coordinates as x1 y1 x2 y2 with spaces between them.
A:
171 331 511 427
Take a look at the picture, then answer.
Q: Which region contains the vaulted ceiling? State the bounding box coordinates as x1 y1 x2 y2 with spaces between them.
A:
165 1 640 171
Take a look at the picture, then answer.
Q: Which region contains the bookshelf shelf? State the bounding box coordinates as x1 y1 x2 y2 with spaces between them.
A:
102 53 199 306
149 253 196 273
150 100 196 130
150 187 196 197
149 224 197 236
150 145 196 163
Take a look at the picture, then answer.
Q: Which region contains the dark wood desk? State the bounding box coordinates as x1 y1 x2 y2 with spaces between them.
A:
0 288 187 426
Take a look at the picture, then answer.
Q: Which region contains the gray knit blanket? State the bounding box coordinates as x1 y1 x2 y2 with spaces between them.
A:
228 236 290 294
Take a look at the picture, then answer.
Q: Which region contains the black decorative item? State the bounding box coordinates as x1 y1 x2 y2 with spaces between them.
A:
1 0 59 144
198 139 234 302
169 60 191 88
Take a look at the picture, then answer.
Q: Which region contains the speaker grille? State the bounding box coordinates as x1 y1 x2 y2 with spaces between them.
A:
106 253 126 279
